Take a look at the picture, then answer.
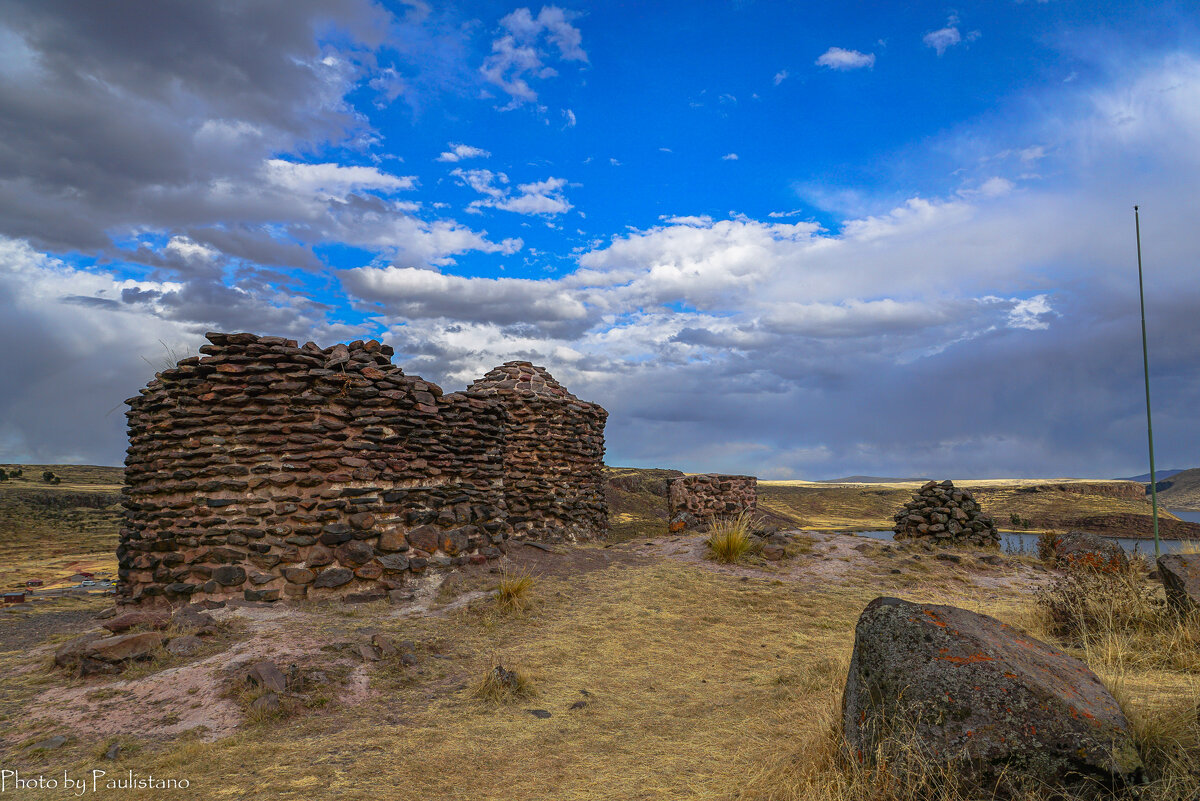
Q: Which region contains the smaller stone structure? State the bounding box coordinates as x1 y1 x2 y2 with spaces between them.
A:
893 480 999 546
668 474 757 531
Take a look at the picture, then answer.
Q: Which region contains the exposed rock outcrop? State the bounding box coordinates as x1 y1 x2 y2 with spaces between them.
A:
843 597 1143 792
1049 531 1128 574
1157 554 1200 612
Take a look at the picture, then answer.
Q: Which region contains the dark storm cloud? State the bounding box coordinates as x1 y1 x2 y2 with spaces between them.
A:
0 0 391 248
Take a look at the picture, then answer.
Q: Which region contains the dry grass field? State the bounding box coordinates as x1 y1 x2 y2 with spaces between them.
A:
0 466 1197 800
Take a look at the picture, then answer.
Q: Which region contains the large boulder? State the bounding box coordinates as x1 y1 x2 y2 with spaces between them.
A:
843 597 1143 792
1051 531 1128 573
1157 554 1200 612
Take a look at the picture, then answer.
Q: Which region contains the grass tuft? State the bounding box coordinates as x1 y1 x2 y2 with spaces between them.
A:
704 511 758 564
472 660 534 704
495 568 534 611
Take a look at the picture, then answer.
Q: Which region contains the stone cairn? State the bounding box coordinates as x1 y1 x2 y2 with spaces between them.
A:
467 362 608 543
119 333 607 606
892 480 999 546
667 474 758 532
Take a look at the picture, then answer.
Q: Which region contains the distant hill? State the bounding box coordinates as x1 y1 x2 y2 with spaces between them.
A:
1117 468 1186 483
817 475 929 484
1152 468 1200 511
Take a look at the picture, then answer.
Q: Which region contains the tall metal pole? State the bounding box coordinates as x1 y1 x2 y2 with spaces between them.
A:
1135 205 1160 558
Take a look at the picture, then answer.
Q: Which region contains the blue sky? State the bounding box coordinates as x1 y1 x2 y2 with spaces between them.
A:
2 0 1199 479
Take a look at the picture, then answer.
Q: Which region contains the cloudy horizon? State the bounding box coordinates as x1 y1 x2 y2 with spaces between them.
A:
1 0 1198 480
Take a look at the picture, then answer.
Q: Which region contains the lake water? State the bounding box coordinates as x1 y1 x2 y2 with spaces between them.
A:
854 529 1195 556
1169 507 1200 524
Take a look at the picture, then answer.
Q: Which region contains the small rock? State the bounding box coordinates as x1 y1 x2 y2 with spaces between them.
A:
102 610 170 633
30 735 68 751
569 700 587 710
1157 554 1200 613
762 544 785 561
372 634 399 658
354 644 380 662
249 693 281 715
245 660 287 693
165 635 204 657
170 605 221 636
528 709 552 719
87 631 164 664
935 553 961 564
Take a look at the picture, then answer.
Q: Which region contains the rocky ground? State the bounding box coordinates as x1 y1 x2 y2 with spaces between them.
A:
0 529 1085 800
0 467 1196 800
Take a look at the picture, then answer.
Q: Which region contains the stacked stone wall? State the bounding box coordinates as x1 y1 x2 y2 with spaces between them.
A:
667 474 758 530
119 334 606 605
467 362 608 542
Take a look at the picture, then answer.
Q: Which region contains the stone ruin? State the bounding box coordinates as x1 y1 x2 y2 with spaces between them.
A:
668 474 758 531
892 479 999 546
118 332 607 606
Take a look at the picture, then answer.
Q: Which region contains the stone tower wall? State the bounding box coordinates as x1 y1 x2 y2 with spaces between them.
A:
467 362 608 542
120 333 520 605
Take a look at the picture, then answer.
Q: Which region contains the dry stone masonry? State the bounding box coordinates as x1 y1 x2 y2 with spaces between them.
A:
667 474 757 531
468 363 607 542
119 332 607 605
893 479 1000 546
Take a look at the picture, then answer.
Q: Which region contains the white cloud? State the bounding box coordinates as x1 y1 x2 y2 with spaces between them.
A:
436 143 491 162
563 108 577 127
774 69 789 85
481 5 587 108
343 265 587 325
1007 295 1054 330
263 159 415 200
722 152 739 161
452 169 572 216
816 47 876 70
923 16 979 55
164 236 219 264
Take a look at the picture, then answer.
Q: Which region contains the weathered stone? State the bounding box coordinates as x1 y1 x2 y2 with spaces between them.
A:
334 540 373 567
54 632 106 669
843 597 1143 791
377 528 408 552
378 553 410 573
87 631 165 663
170 605 220 636
1052 531 1129 573
312 567 353 588
103 610 170 633
245 660 287 692
166 635 204 657
212 565 247 586
283 567 316 584
1157 553 1200 612
406 524 440 554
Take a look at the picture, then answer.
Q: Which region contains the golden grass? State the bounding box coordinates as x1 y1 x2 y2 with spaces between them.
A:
4 498 1198 800
495 568 534 611
705 511 759 563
